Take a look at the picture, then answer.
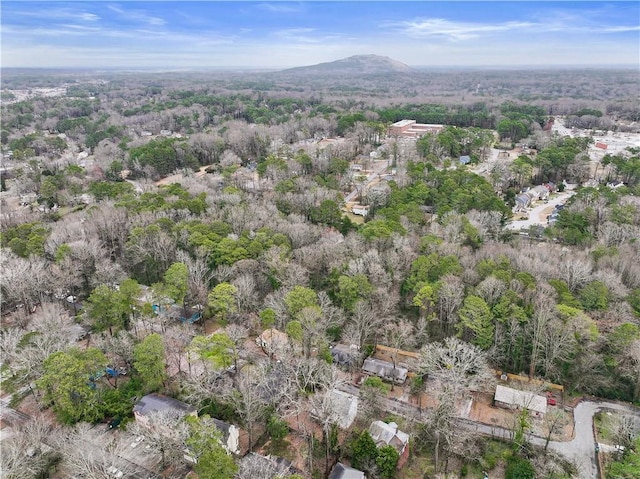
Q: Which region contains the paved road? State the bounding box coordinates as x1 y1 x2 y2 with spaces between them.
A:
545 400 640 479
338 384 640 479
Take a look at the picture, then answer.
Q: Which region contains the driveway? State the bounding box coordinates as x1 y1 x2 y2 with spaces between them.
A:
506 191 575 231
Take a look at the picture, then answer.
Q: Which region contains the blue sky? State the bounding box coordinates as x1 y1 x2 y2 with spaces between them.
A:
2 1 639 68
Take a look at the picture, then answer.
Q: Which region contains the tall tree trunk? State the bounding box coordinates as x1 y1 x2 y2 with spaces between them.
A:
435 432 440 473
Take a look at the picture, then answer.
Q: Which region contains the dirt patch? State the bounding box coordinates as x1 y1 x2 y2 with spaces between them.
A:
469 392 515 429
154 165 212 186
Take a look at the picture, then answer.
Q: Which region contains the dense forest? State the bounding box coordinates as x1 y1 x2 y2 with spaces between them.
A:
1 67 640 479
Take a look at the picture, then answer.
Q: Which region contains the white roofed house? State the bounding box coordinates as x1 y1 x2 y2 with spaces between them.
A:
494 385 547 416
531 185 550 200
351 204 370 217
312 389 359 430
369 420 410 468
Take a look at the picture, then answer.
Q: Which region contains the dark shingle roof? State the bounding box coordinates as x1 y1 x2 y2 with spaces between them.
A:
329 462 366 479
133 393 196 417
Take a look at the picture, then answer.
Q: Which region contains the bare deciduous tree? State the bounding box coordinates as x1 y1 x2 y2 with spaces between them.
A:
236 453 293 479
0 416 57 479
54 422 148 479
415 337 493 400
125 410 189 471
342 300 385 352
220 367 268 451
382 319 414 390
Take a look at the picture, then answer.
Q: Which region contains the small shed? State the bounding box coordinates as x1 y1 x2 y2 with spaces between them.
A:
494 385 547 415
459 155 471 165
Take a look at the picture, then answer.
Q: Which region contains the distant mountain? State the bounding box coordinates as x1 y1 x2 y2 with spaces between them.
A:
278 54 413 75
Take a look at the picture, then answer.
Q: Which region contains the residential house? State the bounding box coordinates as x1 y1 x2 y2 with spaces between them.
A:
317 389 358 430
330 344 359 368
328 462 366 479
133 393 197 431
362 357 408 384
494 385 547 416
351 204 370 217
256 328 290 358
514 192 534 212
531 185 550 200
369 420 410 468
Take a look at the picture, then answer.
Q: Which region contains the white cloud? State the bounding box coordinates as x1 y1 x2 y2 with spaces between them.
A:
11 8 100 22
384 16 640 41
386 18 535 40
257 3 304 14
107 4 166 27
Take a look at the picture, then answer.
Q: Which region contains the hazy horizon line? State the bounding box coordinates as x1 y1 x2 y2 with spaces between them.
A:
2 63 638 73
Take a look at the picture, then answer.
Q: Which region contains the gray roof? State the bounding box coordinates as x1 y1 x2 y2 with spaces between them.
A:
212 418 232 436
331 344 359 366
133 393 196 417
329 462 366 479
320 389 358 430
362 358 408 383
